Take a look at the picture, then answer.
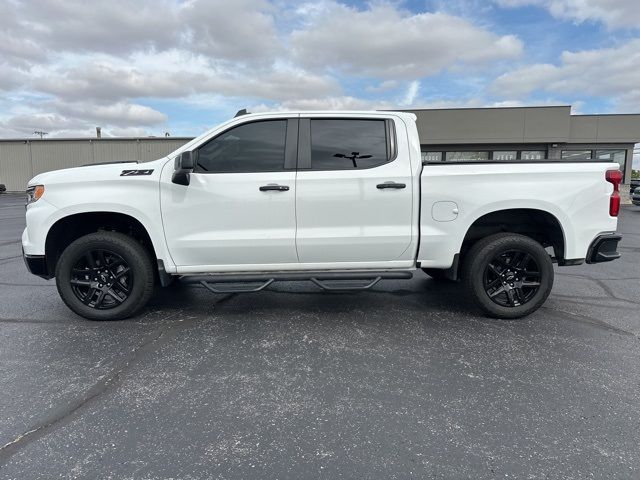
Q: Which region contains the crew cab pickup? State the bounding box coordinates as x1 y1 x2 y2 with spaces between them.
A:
22 111 623 320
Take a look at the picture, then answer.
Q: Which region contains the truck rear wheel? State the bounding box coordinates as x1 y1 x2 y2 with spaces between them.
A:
55 231 155 321
462 233 553 319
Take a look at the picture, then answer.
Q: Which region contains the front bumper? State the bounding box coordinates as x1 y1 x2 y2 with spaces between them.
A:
22 248 52 279
586 234 622 264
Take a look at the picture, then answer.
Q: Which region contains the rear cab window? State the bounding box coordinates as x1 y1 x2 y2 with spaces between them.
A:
298 118 397 170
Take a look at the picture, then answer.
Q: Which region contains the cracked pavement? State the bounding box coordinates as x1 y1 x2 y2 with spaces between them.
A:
1 193 639 479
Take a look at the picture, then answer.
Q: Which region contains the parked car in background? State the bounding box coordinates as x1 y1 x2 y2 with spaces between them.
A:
22 111 623 321
631 178 639 194
633 188 640 206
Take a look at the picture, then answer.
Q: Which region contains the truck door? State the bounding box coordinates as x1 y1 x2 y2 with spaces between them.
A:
160 118 298 269
295 116 414 265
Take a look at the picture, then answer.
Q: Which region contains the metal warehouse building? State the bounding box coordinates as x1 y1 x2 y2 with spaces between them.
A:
0 105 638 192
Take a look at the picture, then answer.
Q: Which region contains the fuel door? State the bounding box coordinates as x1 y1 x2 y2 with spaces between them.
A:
432 201 459 222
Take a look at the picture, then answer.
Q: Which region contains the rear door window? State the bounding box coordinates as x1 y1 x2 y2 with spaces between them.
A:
309 119 389 170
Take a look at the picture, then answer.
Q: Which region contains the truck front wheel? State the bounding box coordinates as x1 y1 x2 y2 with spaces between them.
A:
462 233 554 319
55 231 155 321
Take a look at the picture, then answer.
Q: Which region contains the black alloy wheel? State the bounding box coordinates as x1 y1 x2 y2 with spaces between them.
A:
462 233 554 319
483 250 541 308
55 231 155 320
70 249 132 309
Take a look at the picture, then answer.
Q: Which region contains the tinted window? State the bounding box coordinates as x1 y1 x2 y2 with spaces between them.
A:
196 120 286 173
310 120 388 170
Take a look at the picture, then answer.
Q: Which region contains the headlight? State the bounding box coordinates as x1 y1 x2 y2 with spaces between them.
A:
26 185 45 205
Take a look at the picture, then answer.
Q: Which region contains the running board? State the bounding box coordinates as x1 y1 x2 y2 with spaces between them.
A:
179 271 413 294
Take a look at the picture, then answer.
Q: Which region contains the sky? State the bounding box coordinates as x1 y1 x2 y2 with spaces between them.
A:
0 0 639 165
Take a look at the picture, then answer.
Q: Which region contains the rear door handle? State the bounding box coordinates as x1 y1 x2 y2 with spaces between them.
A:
377 182 406 189
259 184 290 192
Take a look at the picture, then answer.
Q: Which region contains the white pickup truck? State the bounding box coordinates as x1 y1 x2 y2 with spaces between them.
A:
22 111 622 321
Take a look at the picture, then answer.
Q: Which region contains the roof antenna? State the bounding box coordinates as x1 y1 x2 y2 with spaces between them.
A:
234 108 249 117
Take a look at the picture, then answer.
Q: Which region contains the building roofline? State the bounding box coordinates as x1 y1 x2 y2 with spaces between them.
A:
0 136 194 142
400 105 572 112
571 113 640 117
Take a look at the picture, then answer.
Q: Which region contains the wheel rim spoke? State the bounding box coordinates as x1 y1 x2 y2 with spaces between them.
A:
114 267 130 279
94 290 107 308
107 288 125 304
483 248 542 308
489 285 506 298
82 287 97 305
71 248 132 310
111 279 130 294
506 288 518 306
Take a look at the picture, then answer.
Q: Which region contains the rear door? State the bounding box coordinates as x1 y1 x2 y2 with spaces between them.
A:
295 116 414 265
160 117 299 269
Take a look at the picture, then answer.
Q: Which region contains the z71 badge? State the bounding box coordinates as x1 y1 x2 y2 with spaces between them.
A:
120 169 154 176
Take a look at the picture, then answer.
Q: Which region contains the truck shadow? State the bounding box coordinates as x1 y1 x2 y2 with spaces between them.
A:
145 276 486 325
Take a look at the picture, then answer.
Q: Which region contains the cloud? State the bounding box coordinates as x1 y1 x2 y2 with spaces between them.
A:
291 2 523 79
51 101 167 126
401 81 420 106
0 101 167 138
491 39 640 111
182 0 283 62
32 56 340 104
5 0 180 57
496 0 640 29
250 96 396 112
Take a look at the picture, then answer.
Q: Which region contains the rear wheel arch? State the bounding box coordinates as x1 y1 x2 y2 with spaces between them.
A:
460 207 565 261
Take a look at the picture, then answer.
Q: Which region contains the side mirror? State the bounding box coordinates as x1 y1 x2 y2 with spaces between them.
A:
172 151 195 186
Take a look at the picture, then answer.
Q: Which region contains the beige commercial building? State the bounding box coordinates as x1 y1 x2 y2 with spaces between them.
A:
0 105 638 192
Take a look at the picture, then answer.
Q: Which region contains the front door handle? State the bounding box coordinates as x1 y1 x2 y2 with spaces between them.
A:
259 184 290 192
377 182 406 189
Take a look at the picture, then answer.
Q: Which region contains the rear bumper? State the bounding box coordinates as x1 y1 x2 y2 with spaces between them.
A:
22 249 52 279
586 234 622 264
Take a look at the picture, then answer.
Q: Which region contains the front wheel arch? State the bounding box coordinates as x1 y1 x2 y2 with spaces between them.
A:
45 212 158 278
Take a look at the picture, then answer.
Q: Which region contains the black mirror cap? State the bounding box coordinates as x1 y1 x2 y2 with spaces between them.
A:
178 150 195 170
172 150 195 185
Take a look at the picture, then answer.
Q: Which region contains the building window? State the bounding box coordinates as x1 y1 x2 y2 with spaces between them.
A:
596 150 626 180
445 151 489 162
493 151 517 161
423 151 443 162
521 150 545 160
561 150 592 160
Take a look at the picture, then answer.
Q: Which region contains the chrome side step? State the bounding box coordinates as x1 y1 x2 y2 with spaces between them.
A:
179 271 413 294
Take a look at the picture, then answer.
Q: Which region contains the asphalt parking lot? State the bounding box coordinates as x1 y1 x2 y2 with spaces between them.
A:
1 193 639 479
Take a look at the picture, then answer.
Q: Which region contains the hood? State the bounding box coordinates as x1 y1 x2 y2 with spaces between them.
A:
27 158 168 187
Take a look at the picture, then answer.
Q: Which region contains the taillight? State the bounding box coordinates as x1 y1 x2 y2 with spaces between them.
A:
605 169 622 217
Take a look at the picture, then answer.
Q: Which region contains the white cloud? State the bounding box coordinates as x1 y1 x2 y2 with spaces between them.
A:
401 81 420 106
182 0 283 62
496 0 640 29
291 2 523 79
492 39 640 111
